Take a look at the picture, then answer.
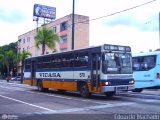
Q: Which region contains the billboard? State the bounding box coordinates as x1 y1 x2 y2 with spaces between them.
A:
33 4 56 19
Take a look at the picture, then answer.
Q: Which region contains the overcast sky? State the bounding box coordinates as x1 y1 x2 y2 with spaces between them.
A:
0 0 159 53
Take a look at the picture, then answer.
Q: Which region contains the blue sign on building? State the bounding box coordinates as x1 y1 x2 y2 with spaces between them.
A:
33 4 56 19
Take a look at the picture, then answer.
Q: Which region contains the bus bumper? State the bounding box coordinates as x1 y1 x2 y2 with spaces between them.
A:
102 85 134 93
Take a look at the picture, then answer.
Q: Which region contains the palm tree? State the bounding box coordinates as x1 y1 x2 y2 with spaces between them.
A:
3 50 15 76
0 50 15 81
0 54 5 78
18 50 31 83
35 26 59 55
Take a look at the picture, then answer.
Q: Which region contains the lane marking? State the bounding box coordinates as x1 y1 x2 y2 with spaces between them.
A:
0 85 75 99
0 94 56 112
1 85 160 107
27 102 134 115
0 86 108 104
0 84 159 115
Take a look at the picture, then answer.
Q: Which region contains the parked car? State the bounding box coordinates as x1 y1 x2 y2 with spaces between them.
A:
11 76 21 81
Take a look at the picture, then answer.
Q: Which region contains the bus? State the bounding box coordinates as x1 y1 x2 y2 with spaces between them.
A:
24 44 134 97
132 51 160 92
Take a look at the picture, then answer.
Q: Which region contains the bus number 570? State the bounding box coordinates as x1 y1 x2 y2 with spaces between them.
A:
80 73 85 77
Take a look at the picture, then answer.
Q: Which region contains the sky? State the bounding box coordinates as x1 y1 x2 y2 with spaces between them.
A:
0 0 159 53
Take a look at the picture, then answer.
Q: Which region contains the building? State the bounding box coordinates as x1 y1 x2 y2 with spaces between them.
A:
17 14 89 73
18 14 89 56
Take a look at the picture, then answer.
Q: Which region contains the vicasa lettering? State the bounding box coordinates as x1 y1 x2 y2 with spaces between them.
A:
39 73 61 78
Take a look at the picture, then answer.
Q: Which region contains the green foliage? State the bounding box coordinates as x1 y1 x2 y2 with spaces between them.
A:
0 42 17 77
18 50 31 83
0 50 15 76
0 42 17 55
18 50 32 61
35 26 59 55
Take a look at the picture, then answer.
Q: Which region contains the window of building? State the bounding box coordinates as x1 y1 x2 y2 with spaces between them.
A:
60 21 68 32
60 35 67 44
27 37 30 42
23 39 25 44
18 39 21 45
60 48 67 52
27 46 29 51
53 26 57 33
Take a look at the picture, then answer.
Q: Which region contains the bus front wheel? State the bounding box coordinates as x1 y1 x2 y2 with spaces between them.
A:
80 84 90 98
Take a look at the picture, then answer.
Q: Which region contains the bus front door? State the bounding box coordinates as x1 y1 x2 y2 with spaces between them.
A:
91 53 100 92
31 60 36 86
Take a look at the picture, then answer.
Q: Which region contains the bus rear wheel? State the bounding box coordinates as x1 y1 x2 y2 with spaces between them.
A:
37 81 48 92
80 84 90 98
105 91 115 98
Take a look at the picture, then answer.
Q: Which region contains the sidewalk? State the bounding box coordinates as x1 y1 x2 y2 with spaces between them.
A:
0 79 21 84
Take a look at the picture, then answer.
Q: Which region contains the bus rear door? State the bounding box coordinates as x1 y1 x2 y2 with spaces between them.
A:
31 59 36 86
91 53 100 92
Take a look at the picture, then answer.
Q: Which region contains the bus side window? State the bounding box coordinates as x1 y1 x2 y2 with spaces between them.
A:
62 53 74 68
79 52 88 67
139 55 156 71
53 56 61 68
25 59 31 69
133 58 141 71
43 56 51 69
37 57 43 69
74 51 88 67
74 53 80 67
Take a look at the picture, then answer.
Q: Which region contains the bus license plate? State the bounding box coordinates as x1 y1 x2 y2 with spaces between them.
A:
116 86 127 91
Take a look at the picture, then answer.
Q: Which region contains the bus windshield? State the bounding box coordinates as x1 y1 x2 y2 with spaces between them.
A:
102 53 132 74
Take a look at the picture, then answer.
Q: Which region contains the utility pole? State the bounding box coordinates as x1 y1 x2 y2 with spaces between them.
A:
159 12 160 47
72 0 75 50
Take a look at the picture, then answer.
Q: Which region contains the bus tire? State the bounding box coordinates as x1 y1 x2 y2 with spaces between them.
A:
37 81 48 92
105 91 115 98
80 84 90 98
132 88 143 92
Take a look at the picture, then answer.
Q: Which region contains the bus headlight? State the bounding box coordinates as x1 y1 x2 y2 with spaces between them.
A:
129 80 134 84
105 82 109 85
103 82 111 86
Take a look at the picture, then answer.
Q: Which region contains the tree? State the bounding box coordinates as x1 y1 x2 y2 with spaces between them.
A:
18 50 31 83
0 42 17 55
0 42 17 77
0 50 15 79
35 26 59 55
0 54 6 78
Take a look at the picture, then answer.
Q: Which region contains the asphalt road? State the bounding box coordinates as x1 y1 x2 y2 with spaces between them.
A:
0 80 160 120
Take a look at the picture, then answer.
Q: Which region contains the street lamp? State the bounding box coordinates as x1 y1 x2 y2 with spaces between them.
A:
72 0 75 50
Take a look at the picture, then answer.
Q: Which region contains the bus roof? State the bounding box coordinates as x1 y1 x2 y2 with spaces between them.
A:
26 44 131 60
26 45 101 59
132 51 160 57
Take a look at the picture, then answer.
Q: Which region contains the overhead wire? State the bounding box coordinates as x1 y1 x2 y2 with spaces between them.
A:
25 0 158 50
72 0 158 25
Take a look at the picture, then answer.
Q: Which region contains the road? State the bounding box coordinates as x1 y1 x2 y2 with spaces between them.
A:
0 80 160 120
